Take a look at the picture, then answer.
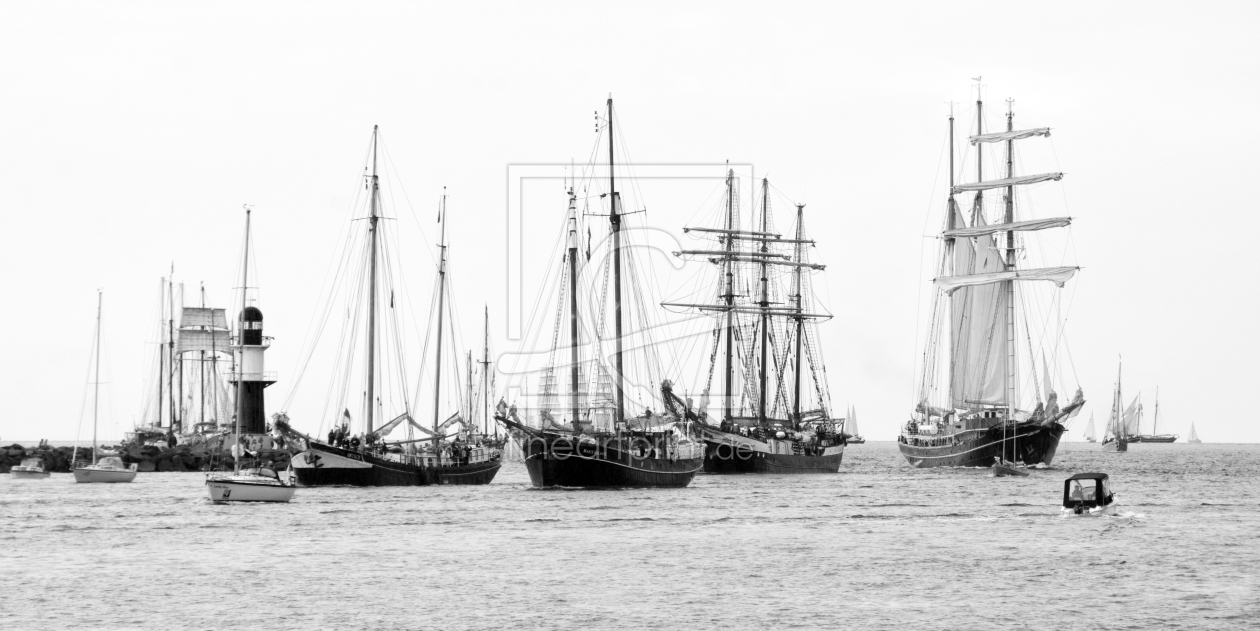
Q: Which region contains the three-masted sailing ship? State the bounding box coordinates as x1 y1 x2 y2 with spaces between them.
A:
495 98 705 487
284 127 501 486
665 175 847 473
900 88 1084 469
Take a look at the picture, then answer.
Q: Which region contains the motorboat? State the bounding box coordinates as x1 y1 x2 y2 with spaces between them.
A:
1061 472 1117 516
206 467 297 503
73 456 138 483
10 457 50 479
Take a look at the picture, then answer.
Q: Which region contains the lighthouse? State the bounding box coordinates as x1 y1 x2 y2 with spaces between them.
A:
232 306 275 434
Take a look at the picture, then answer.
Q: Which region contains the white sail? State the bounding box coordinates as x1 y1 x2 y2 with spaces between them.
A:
951 172 1064 194
948 209 1008 408
180 307 228 329
942 217 1071 239
936 266 1079 294
969 127 1051 144
1084 413 1096 441
1121 395 1141 436
176 329 233 355
1188 423 1199 442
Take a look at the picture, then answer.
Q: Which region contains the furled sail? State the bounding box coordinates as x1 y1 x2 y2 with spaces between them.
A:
969 128 1051 145
942 217 1071 239
948 208 1009 408
180 307 228 329
176 329 232 355
936 266 1079 294
951 172 1064 195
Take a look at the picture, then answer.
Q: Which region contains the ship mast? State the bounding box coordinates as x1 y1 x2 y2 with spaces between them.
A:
567 188 581 433
433 191 449 431
757 178 770 426
366 126 381 434
791 203 805 424
92 290 102 465
1003 99 1017 424
235 209 251 475
480 305 492 436
723 169 735 424
608 97 625 427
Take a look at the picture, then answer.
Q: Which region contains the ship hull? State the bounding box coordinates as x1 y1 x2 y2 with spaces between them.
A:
698 425 845 474
519 436 701 488
898 422 1065 469
1131 435 1178 444
292 441 501 487
1101 437 1128 452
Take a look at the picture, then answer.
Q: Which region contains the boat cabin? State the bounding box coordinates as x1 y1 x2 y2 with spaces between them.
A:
17 458 46 471
1063 472 1114 513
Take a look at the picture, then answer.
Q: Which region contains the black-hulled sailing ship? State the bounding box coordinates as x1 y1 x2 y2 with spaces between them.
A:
1131 388 1178 443
900 87 1084 469
283 127 501 486
495 98 705 488
664 176 846 473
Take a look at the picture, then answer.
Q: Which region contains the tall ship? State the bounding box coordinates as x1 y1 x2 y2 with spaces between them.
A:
282 127 501 486
1131 387 1177 443
664 174 847 473
495 98 705 488
900 85 1084 469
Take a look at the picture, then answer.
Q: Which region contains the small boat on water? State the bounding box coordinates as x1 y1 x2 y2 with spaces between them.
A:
1082 412 1096 443
205 209 296 503
74 290 138 484
10 457 50 479
847 406 865 445
1062 472 1117 516
1187 422 1202 444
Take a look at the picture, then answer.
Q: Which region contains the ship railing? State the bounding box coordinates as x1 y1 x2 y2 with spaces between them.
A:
226 370 278 382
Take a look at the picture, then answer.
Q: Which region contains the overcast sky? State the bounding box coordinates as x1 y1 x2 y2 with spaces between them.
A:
2 1 1257 443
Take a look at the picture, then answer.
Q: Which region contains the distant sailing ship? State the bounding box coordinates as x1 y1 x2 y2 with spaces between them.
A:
284 127 501 486
1130 387 1178 443
1101 362 1134 452
1187 422 1202 444
847 406 865 444
665 174 847 473
899 86 1084 469
1083 412 1096 443
496 98 705 488
73 291 138 483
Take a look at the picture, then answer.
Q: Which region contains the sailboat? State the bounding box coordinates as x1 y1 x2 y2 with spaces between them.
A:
205 209 296 503
1101 362 1131 452
899 86 1084 469
1187 422 1202 444
495 98 705 487
285 127 501 486
74 291 138 483
1083 412 1096 443
848 406 865 444
1132 387 1178 443
666 176 847 473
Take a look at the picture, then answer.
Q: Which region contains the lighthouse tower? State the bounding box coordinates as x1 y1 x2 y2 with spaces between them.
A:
232 306 275 434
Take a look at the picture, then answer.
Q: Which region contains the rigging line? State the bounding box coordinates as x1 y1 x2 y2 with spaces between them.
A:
379 137 439 266
910 128 950 404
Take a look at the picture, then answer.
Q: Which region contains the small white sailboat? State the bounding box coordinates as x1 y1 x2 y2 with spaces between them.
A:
1187 422 1202 444
847 405 865 444
74 291 138 484
1083 412 1096 443
205 209 295 504
10 457 50 479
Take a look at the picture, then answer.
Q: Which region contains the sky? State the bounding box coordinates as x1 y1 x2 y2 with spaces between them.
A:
1 1 1257 443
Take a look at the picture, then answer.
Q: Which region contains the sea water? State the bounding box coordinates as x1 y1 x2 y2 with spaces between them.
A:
2 442 1256 630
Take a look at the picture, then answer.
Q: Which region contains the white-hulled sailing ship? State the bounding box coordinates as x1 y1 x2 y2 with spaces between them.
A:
495 98 705 488
73 291 138 483
900 86 1084 469
282 127 501 486
1083 412 1097 443
664 175 847 473
847 406 865 444
1101 362 1135 452
205 209 296 503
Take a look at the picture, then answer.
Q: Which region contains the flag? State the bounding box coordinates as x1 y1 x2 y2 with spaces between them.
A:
342 408 352 429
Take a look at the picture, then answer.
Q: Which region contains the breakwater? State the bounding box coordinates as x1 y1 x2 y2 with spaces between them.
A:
1 441 295 473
